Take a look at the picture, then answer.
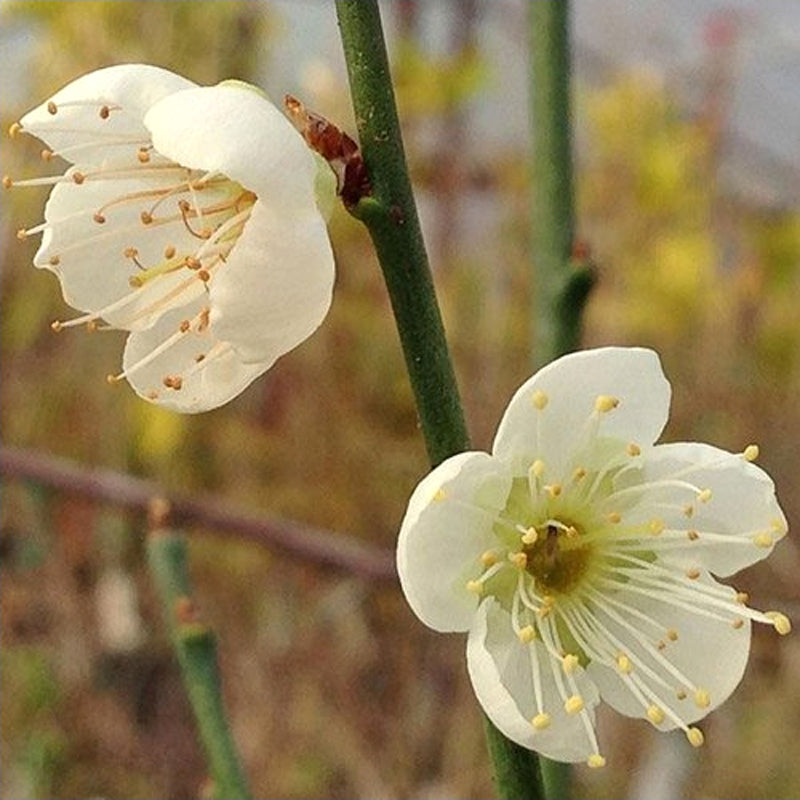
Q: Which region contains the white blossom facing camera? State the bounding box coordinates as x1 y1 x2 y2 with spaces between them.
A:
7 64 336 412
397 347 790 767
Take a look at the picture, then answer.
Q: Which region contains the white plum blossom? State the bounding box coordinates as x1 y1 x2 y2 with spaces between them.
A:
7 64 335 412
397 347 790 768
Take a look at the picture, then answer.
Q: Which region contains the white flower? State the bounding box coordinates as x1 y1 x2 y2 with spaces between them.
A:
397 347 790 768
8 64 335 412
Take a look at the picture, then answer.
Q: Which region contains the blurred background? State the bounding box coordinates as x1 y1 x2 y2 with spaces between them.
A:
1 1 799 798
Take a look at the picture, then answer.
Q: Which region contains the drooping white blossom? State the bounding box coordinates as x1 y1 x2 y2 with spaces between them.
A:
7 64 335 412
397 347 790 767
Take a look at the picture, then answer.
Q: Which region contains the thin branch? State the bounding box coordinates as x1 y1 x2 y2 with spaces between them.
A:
0 445 395 582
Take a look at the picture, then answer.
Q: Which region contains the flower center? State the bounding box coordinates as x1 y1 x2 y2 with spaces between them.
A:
523 522 593 595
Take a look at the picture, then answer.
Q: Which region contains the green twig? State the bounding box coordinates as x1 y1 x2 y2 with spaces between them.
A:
336 3 544 798
146 524 251 800
530 0 594 372
529 3 590 797
335 0 469 467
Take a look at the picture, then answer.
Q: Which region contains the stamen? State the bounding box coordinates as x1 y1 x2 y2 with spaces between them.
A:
531 390 548 410
587 754 606 769
594 395 619 413
743 444 759 462
531 712 551 730
686 727 704 748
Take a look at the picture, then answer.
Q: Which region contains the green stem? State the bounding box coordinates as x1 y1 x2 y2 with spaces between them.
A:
335 0 469 467
530 0 594 372
146 530 251 800
336 3 544 798
530 3 588 797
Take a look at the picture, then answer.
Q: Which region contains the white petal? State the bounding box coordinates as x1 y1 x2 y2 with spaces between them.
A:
121 301 270 413
20 64 195 167
493 348 671 481
209 200 335 364
584 574 751 727
622 442 786 576
144 83 316 208
397 452 512 632
467 599 600 762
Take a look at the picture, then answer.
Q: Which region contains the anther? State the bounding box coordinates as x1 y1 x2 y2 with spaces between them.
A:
766 611 791 635
676 690 687 700
606 512 621 524
93 212 106 224
616 653 632 674
732 618 744 630
481 550 498 567
627 442 641 456
531 459 545 478
562 654 579 674
72 172 85 184
587 754 606 769
694 689 710 708
518 626 536 644
544 483 562 498
47 101 57 115
137 148 151 164
666 628 678 642
41 149 53 161
521 527 538 545
8 121 22 137
736 592 749 605
194 354 206 363
595 395 619 413
753 532 773 548
433 488 446 502
564 695 584 714
686 727 704 748
106 374 120 385
646 705 665 725
572 466 587 481
50 320 63 332
743 444 759 462
466 580 484 595
509 552 528 570
49 255 60 266
99 105 110 119
2 176 12 189
532 390 548 410
179 319 191 333
185 256 202 270
163 375 183 390
140 210 153 225
164 245 176 259
687 529 699 541
697 488 712 503
649 518 665 536
683 504 695 518
197 269 211 282
531 712 551 731
685 568 700 580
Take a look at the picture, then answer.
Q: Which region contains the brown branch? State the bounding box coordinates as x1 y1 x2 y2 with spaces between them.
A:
1 445 396 583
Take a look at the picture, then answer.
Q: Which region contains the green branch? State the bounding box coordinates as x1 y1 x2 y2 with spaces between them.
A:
335 0 469 467
336 2 544 798
530 0 594 372
529 3 591 797
146 526 251 800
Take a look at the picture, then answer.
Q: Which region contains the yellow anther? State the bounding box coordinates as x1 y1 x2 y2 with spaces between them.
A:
616 653 632 674
531 459 545 478
106 374 120 385
694 688 711 709
562 654 579 674
736 591 749 605
72 171 85 185
521 527 538 545
606 512 622 524
649 518 665 536
433 488 447 502
48 255 60 266
8 121 22 137
41 148 53 161
16 228 27 240
2 175 12 189
626 442 641 457
687 529 699 541
676 689 687 701
480 550 497 567
510 551 528 570
50 320 64 332
766 611 791 635
466 580 484 595
572 466 587 482
544 483 562 498
771 518 787 535
646 705 665 725
685 568 700 580
666 628 679 642
564 694 584 714
594 395 619 413
731 618 744 630
47 100 57 114
565 525 579 538
743 444 759 462
697 488 712 503
686 727 704 748
587 754 606 769
518 625 536 644
532 390 549 410
753 532 773 548
531 712 551 731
